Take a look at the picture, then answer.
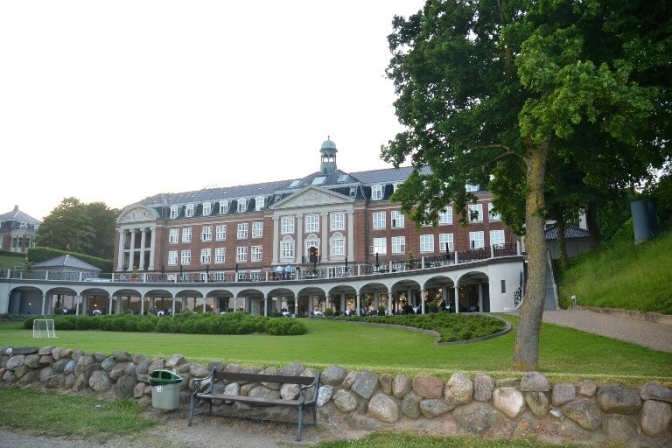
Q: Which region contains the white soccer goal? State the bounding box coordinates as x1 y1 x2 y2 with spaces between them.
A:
32 319 57 338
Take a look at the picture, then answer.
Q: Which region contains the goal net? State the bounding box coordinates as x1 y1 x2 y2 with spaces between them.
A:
32 319 57 339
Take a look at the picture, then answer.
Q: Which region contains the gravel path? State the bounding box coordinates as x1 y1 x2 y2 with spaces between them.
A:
2 308 670 447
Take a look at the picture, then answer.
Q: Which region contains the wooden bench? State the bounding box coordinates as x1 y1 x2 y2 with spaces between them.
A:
188 370 320 442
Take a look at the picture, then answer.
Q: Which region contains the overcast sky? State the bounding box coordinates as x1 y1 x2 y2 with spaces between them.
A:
0 0 425 221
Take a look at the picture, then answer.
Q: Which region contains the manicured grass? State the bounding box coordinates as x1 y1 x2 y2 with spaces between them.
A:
0 387 156 442
2 316 671 385
559 232 672 314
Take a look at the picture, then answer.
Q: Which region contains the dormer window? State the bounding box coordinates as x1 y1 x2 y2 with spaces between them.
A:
372 185 383 200
170 205 179 219
393 182 401 192
19 222 27 229
202 202 212 216
337 174 349 183
290 180 301 188
349 186 357 197
255 196 265 211
312 176 326 185
237 198 247 213
466 184 479 192
219 200 228 214
185 204 195 217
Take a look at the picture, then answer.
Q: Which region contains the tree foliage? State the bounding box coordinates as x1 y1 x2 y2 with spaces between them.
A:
36 198 120 259
383 0 670 370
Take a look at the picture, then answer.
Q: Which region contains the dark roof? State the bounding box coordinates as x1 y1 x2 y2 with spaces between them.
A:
0 206 41 225
545 225 590 240
32 255 100 271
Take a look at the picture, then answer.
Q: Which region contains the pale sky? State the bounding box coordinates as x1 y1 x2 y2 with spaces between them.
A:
0 0 425 221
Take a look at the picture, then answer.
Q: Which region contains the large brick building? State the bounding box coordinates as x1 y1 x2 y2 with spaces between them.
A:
113 139 518 281
0 205 40 254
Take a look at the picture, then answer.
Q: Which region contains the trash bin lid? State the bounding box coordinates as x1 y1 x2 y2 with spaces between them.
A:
149 369 182 384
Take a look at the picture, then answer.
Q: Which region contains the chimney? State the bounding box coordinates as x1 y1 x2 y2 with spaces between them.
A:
13 205 19 211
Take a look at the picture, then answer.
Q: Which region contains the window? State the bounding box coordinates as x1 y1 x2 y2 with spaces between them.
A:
469 231 485 249
251 245 263 262
215 224 227 241
393 182 401 192
490 229 505 247
281 216 294 234
468 204 483 222
168 250 178 266
170 205 179 219
255 196 265 211
237 198 247 213
337 174 349 183
391 236 406 254
373 211 386 229
215 247 226 264
280 237 295 259
372 237 387 254
330 234 345 257
290 180 301 188
420 234 434 253
202 226 212 242
200 248 211 264
202 202 212 216
391 211 404 228
19 222 27 229
466 184 480 192
312 176 326 185
439 207 453 225
439 233 454 252
182 227 192 243
252 222 263 238
181 250 191 265
372 184 383 200
305 214 319 232
305 237 320 256
169 228 179 244
331 212 345 231
237 223 248 239
488 203 500 221
185 204 195 217
236 246 247 262
349 186 357 197
219 200 228 214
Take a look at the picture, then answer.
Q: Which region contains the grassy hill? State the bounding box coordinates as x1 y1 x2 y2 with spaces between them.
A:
0 252 27 270
558 231 672 314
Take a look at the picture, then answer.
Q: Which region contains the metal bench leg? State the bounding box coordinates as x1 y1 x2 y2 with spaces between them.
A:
188 395 195 427
296 405 304 442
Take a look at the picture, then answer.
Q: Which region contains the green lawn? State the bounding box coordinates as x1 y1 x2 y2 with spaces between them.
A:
2 315 671 384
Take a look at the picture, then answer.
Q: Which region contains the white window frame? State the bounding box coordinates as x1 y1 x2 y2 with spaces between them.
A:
215 224 227 241
305 237 320 256
185 203 195 217
391 211 404 229
372 237 387 255
419 234 434 253
219 200 228 214
466 184 479 192
237 198 247 213
281 216 295 234
255 196 265 211
330 234 345 257
372 184 383 200
168 250 178 266
439 207 453 225
330 212 345 231
215 247 226 264
305 214 319 232
200 248 211 264
490 229 505 247
201 226 212 242
236 246 248 262
182 227 192 243
251 245 263 262
181 249 191 265
170 205 179 219
169 228 179 244
280 237 295 259
237 223 248 239
468 204 483 223
373 211 386 230
202 202 212 216
439 233 454 252
469 231 485 249
252 221 263 238
488 203 501 221
391 236 406 254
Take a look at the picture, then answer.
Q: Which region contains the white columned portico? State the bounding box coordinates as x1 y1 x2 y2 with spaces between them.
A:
148 227 156 270
128 229 136 271
454 283 460 314
139 228 147 270
347 211 354 262
117 230 126 271
320 212 328 263
296 215 304 263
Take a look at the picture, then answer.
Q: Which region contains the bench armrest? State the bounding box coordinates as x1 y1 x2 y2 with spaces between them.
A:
192 369 215 395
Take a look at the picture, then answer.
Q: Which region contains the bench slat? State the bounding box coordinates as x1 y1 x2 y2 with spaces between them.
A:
212 372 316 386
196 393 302 407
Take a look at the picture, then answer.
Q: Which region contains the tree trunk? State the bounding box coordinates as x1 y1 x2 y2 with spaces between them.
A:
513 142 549 371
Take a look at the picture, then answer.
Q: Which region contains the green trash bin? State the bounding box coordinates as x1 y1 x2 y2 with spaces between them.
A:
149 370 183 410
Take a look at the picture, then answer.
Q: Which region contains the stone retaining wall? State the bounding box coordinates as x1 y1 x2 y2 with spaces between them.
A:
1 346 671 447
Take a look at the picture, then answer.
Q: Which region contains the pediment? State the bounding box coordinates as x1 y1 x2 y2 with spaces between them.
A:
271 186 353 210
118 205 157 224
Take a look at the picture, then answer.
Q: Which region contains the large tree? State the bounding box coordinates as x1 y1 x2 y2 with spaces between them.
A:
383 0 670 370
36 198 120 259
